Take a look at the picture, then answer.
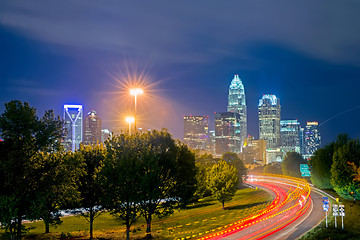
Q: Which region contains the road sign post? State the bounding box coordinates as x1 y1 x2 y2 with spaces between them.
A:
339 205 345 230
333 204 338 228
323 197 329 228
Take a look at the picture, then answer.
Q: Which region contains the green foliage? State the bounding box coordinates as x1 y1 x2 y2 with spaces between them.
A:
331 139 360 200
77 144 106 239
102 132 145 240
0 100 64 239
299 226 359 240
207 160 238 209
309 134 350 189
196 153 218 167
221 152 247 187
263 163 282 175
29 151 83 233
194 154 217 199
172 142 197 208
103 129 196 239
281 152 306 177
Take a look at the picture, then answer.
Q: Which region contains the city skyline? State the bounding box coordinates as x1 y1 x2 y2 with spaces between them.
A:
2 1 360 144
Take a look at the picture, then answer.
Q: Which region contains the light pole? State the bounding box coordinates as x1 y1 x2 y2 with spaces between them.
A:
130 88 143 132
125 116 135 135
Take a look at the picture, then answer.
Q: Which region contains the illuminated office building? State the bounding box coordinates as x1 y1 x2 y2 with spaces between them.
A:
304 121 321 159
280 120 301 153
101 129 112 143
63 104 83 152
83 110 102 145
215 112 241 155
183 115 209 150
227 74 247 148
258 94 281 149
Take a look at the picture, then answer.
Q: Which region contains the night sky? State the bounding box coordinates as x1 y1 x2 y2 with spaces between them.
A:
1 1 360 145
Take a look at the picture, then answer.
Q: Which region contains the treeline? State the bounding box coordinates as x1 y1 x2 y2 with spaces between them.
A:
0 100 247 240
309 134 360 201
252 134 360 202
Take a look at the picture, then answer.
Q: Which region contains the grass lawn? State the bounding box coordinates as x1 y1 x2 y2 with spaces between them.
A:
0 187 272 239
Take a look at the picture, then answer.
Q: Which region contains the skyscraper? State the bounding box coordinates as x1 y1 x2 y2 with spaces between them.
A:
215 112 241 155
227 74 247 148
101 129 112 143
304 121 321 159
258 94 281 149
183 115 209 150
63 104 83 152
83 110 102 145
280 120 301 154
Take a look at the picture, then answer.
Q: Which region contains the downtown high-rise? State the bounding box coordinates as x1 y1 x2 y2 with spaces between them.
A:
227 74 247 149
280 120 301 153
63 104 83 152
258 94 281 149
83 110 102 145
183 115 209 150
304 121 321 159
215 112 241 155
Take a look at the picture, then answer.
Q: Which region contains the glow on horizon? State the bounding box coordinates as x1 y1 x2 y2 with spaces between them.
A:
103 61 174 134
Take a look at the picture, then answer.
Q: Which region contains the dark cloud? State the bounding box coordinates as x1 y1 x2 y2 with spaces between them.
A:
1 0 360 144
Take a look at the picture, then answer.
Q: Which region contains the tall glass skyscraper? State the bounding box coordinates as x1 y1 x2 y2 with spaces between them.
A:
227 74 247 149
280 120 301 153
258 94 281 149
304 121 321 159
215 112 241 155
83 110 102 145
63 104 83 152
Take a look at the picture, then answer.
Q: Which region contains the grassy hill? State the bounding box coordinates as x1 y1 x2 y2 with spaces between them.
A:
1 187 272 239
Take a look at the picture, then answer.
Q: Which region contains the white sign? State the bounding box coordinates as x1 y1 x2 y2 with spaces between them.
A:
339 205 345 216
333 204 339 216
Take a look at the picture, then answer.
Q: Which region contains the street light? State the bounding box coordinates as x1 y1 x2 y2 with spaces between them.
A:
130 88 143 132
125 116 135 135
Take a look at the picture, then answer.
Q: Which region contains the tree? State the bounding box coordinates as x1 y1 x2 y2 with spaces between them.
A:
137 130 195 238
348 161 360 182
207 160 238 209
102 133 142 240
0 100 64 239
281 152 306 177
103 130 196 239
222 152 247 187
309 134 350 189
76 144 106 239
30 151 83 234
263 163 282 175
331 139 360 200
172 142 197 208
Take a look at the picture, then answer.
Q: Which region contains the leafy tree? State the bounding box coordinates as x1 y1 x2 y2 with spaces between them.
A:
309 134 350 189
194 154 217 199
172 142 197 208
348 161 360 182
0 100 64 239
137 130 192 238
207 160 238 209
196 153 218 167
103 130 196 239
102 133 142 240
281 152 306 177
331 139 360 200
76 144 106 239
30 151 83 233
263 163 282 175
222 152 247 187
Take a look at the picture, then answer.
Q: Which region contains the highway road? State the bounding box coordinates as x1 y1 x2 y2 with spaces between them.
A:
197 175 326 240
